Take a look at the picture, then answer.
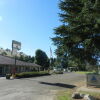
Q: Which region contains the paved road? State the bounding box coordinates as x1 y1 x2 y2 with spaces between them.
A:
0 73 85 100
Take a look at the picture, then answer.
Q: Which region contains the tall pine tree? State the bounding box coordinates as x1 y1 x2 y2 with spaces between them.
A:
52 0 100 67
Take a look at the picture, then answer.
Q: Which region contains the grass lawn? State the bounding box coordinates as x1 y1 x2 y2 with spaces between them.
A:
76 71 95 74
56 90 100 100
55 90 73 100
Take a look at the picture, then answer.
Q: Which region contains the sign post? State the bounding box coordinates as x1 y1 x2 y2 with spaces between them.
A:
12 40 21 76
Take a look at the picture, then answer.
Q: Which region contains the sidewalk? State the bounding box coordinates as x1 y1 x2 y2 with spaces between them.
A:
0 77 5 80
77 86 100 93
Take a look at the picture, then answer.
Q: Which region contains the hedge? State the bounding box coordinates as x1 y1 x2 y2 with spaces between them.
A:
15 71 50 78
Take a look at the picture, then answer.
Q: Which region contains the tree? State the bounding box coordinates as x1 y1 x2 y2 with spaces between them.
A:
20 55 34 63
35 49 49 70
31 56 35 63
52 0 100 69
49 58 56 69
1 52 7 56
19 54 25 61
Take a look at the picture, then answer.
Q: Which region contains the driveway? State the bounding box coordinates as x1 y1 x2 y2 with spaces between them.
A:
0 72 86 100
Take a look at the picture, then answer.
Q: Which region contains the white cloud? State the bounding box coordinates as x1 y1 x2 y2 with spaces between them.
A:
0 16 3 21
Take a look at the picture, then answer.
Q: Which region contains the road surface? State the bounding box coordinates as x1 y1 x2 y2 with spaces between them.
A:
0 72 85 100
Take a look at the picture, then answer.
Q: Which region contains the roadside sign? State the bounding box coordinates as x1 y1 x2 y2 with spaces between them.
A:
87 74 100 86
12 40 21 50
12 40 21 56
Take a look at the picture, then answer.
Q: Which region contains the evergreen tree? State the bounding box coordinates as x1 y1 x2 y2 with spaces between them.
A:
35 49 49 70
52 0 100 67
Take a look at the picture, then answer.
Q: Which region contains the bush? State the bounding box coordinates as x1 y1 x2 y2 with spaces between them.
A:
15 71 50 78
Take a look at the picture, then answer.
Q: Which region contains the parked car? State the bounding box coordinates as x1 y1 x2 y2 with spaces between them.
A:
53 67 63 74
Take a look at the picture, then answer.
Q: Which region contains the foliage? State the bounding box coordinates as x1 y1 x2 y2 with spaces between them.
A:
24 56 34 63
15 71 50 78
35 49 50 70
18 55 34 63
50 58 56 69
1 52 7 56
52 0 100 68
18 55 25 61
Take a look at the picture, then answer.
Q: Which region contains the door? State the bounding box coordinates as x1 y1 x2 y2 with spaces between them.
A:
0 67 3 75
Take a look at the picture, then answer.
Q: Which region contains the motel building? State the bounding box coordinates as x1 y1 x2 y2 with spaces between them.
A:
0 54 41 76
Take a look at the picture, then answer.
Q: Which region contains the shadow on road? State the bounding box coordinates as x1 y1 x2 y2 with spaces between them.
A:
39 81 76 89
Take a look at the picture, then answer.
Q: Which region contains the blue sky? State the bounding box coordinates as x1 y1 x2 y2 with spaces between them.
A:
0 0 61 57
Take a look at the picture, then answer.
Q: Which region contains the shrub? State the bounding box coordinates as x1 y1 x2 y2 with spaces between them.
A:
15 71 50 78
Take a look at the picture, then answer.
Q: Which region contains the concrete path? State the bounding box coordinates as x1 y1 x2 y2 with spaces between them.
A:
77 86 100 93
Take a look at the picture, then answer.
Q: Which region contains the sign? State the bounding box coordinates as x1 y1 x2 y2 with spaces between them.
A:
87 74 100 86
12 40 21 50
12 40 21 55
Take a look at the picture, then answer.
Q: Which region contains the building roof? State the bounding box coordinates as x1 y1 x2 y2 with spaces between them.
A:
0 55 41 67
